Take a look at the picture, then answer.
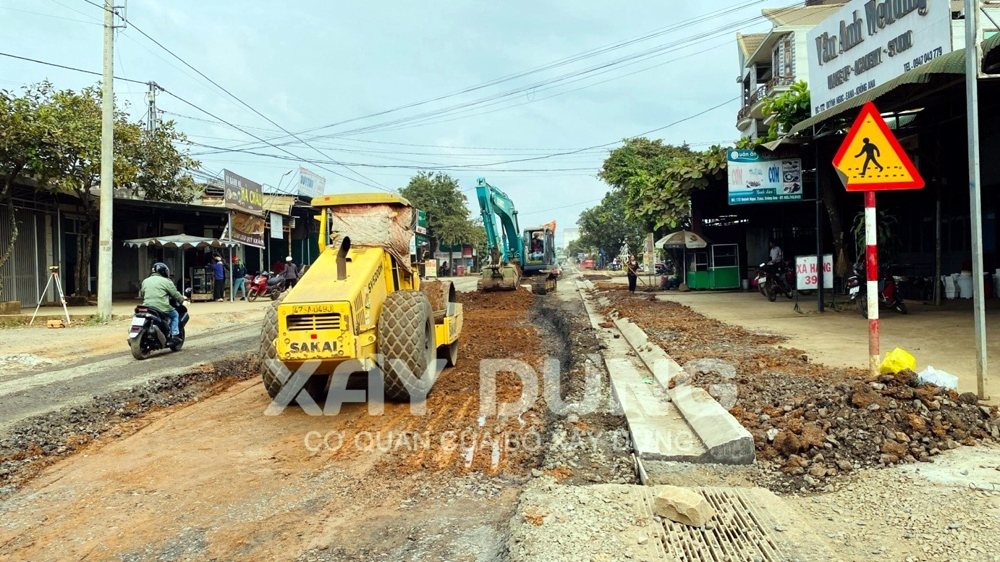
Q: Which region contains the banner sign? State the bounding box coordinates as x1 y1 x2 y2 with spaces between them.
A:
414 209 429 235
230 211 265 248
795 254 834 290
269 213 284 239
223 169 264 216
806 0 952 116
727 150 802 205
425 259 438 278
298 167 326 199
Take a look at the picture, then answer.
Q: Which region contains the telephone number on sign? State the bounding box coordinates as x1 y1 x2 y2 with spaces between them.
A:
903 47 944 72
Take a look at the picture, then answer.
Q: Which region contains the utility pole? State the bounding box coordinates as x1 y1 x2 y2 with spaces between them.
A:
97 0 116 321
146 81 159 132
964 0 988 399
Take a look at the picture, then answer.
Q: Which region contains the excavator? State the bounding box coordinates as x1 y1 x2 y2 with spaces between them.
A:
475 177 558 295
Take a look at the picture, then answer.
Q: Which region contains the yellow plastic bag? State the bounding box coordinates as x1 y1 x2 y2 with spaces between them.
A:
879 347 916 374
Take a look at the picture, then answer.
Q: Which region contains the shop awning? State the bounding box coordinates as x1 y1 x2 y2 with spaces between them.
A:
984 32 1000 74
123 234 237 249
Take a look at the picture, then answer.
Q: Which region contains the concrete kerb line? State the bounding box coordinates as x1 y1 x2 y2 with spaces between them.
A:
583 282 755 466
575 281 709 479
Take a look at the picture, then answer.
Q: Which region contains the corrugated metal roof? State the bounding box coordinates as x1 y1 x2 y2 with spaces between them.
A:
762 5 844 27
788 47 969 135
737 32 768 59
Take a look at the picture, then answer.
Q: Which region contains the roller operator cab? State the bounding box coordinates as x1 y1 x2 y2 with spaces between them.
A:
258 193 463 404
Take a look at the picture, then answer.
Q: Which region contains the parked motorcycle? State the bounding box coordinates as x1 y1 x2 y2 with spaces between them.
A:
247 271 272 302
128 289 191 360
265 272 287 300
756 261 795 301
847 261 907 318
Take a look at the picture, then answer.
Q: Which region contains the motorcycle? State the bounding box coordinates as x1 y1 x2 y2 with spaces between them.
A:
847 261 907 318
756 261 795 301
264 271 287 300
128 289 191 360
247 271 273 302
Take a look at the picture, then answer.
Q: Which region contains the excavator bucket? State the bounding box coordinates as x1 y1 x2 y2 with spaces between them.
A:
478 264 521 291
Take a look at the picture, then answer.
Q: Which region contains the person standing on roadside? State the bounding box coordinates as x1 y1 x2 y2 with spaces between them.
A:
212 254 226 302
232 256 247 300
626 255 639 293
283 256 299 289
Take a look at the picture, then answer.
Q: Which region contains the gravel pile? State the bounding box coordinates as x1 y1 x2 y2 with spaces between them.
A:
595 287 1000 492
729 369 1000 492
0 356 256 498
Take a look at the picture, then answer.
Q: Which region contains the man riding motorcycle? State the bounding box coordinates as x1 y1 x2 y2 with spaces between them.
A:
140 262 184 346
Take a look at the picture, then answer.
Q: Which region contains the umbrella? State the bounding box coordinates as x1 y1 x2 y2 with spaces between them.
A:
124 235 238 294
655 230 710 249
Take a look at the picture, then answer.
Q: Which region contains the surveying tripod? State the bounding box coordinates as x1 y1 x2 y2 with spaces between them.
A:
29 265 72 326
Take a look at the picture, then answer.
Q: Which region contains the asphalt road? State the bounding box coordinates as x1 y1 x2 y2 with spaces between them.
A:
0 322 259 429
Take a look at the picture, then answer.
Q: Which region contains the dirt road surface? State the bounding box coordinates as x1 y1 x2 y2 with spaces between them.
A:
0 303 269 427
0 278 633 561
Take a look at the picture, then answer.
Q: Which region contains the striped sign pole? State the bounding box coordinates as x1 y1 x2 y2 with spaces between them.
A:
865 191 879 377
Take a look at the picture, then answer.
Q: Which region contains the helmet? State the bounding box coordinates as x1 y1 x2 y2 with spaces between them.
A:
152 262 170 278
286 256 293 262
232 255 239 262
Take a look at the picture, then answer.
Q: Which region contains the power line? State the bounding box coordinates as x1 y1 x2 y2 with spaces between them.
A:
0 51 147 84
2 6 101 25
81 0 391 191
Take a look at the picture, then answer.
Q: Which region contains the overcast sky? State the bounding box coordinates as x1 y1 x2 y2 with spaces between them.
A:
0 0 796 238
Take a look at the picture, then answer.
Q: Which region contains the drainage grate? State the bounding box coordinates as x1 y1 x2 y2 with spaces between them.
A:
636 488 798 562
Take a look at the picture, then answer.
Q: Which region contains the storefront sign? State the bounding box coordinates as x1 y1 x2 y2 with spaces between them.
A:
230 211 265 248
269 213 284 239
223 169 264 216
425 259 438 277
414 209 428 235
298 167 326 199
795 254 834 290
727 150 802 205
807 0 952 115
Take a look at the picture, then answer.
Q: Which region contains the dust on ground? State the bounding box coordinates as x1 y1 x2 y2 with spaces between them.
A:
0 285 630 561
595 284 1000 493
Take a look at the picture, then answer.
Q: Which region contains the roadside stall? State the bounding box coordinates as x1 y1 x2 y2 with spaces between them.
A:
656 231 709 288
123 234 238 301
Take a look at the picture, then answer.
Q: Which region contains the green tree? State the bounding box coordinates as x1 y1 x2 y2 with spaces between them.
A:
400 172 475 245
600 138 727 232
38 84 199 297
0 82 61 300
761 80 811 141
577 189 645 264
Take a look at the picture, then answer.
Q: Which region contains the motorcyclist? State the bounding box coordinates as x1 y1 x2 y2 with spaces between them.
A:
140 262 184 344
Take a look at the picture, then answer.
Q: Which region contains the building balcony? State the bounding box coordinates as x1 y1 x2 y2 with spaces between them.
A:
736 75 796 129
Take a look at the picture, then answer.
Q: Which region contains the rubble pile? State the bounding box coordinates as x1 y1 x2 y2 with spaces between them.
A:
730 369 1000 489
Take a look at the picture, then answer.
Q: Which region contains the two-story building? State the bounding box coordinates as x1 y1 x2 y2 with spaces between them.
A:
735 2 846 140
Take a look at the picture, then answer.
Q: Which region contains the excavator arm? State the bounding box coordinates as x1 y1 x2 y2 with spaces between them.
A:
475 177 522 265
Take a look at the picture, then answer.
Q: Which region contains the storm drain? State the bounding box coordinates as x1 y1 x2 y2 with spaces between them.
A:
635 487 820 562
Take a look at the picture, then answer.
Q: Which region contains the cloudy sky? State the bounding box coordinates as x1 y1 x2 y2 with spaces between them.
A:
0 0 796 239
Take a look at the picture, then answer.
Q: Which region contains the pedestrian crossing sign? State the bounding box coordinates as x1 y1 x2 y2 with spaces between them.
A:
832 102 924 192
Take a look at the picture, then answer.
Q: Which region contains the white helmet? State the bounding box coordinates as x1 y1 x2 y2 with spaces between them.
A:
286 256 293 262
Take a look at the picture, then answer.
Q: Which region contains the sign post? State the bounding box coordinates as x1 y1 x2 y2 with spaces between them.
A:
833 102 924 377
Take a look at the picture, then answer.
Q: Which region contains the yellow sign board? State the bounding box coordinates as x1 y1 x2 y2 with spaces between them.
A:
832 102 924 192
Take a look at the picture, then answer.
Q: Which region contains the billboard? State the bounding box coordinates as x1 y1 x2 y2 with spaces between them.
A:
223 169 264 216
298 167 326 199
230 211 265 248
727 150 803 205
807 0 952 116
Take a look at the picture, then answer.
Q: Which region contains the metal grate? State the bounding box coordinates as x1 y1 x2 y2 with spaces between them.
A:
633 487 834 562
286 313 341 331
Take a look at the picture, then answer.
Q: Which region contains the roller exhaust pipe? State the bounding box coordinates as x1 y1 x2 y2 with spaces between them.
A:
337 236 351 280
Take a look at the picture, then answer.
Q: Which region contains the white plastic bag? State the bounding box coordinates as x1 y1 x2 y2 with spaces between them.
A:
917 366 959 390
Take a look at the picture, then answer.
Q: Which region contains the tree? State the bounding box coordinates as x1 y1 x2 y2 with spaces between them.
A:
600 138 727 232
38 84 199 298
761 80 811 141
0 82 60 300
576 189 644 264
400 172 483 270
